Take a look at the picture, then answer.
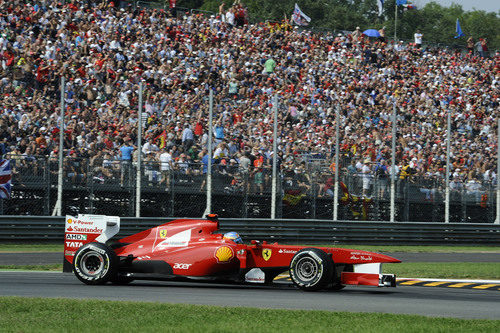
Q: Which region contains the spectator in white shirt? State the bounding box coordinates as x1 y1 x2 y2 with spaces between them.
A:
159 148 173 189
142 138 159 155
414 30 423 48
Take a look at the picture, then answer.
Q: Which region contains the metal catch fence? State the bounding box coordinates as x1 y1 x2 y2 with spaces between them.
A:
2 155 498 223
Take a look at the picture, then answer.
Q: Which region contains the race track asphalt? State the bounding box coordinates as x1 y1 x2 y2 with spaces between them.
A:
0 271 498 320
1 252 499 265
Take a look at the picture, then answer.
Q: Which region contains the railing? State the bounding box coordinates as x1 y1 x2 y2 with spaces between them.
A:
0 216 498 245
2 155 498 223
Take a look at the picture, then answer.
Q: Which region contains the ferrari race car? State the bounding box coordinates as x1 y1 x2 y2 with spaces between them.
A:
64 214 400 291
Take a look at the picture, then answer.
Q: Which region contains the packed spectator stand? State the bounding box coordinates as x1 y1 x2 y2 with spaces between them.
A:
0 0 498 221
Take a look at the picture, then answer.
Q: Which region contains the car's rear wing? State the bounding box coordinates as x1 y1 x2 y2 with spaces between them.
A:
63 214 120 272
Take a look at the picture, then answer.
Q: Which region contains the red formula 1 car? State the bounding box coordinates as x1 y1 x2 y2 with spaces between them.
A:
64 214 400 291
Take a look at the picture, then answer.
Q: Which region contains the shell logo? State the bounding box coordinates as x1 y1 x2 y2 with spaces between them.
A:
67 219 73 224
214 246 234 263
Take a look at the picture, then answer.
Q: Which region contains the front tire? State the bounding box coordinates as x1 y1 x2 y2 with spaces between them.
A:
289 248 333 291
73 242 117 285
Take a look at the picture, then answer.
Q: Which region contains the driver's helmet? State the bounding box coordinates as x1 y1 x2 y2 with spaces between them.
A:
223 231 243 244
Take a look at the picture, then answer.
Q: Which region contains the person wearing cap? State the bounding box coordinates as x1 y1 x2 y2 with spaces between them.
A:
352 26 361 42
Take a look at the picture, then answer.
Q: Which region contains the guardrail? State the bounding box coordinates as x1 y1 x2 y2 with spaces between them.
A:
0 216 499 245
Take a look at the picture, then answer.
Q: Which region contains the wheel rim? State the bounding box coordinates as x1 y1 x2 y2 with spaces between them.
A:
80 251 105 276
295 257 319 282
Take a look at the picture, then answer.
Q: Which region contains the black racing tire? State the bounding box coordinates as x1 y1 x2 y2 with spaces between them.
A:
289 248 334 291
73 242 117 285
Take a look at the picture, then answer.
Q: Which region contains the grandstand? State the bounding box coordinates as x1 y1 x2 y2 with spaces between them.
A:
0 0 498 222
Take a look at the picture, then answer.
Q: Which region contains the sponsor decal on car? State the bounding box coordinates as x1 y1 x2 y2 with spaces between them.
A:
154 229 191 251
159 229 168 238
66 234 87 241
64 250 76 256
66 226 103 234
278 249 297 254
245 268 265 283
214 246 234 263
173 263 192 269
88 245 106 255
66 241 84 248
262 248 272 261
350 254 373 261
73 219 93 226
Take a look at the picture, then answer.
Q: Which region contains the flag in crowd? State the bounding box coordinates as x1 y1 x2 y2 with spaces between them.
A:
377 0 384 16
397 0 416 9
455 18 465 38
292 3 311 26
0 160 12 199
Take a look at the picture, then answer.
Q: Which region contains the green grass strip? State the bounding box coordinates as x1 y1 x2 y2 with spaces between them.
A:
0 264 62 271
0 244 64 252
386 262 500 280
0 297 498 332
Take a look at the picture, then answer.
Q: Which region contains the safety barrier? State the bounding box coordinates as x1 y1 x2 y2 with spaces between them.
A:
0 216 498 245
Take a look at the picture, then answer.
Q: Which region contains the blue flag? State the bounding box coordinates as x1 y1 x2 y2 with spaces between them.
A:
455 18 465 38
396 0 407 5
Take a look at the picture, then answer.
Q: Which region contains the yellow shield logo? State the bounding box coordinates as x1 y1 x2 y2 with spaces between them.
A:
262 249 272 261
215 246 234 263
159 229 168 238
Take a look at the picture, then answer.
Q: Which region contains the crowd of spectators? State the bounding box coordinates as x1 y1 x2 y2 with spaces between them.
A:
0 0 498 198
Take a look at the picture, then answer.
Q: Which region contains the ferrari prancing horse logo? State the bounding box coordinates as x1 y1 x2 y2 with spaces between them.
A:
159 230 168 238
262 249 272 261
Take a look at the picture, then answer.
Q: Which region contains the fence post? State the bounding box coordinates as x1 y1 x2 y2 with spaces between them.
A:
53 76 65 216
271 94 278 219
88 160 94 214
242 172 249 218
310 169 316 219
390 103 397 222
136 81 143 217
333 105 340 221
44 157 50 215
445 107 451 223
170 171 175 216
204 89 214 216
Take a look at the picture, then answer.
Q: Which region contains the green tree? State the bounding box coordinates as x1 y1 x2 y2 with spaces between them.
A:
173 0 499 49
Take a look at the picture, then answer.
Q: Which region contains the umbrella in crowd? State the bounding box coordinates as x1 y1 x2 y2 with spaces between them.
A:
363 29 381 37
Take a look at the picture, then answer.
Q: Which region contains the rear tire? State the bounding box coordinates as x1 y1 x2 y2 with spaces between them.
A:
73 242 117 285
289 248 333 291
